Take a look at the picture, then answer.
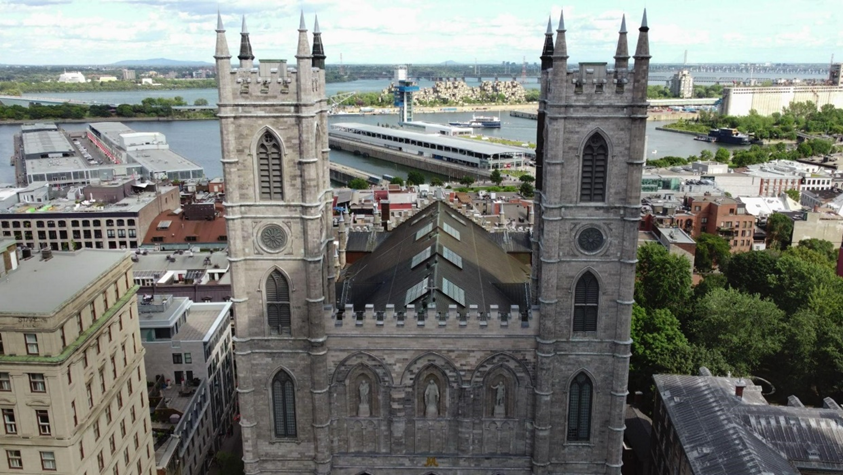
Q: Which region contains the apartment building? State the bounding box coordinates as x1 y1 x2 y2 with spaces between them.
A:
138 296 235 475
687 196 756 252
0 247 155 474
0 181 178 251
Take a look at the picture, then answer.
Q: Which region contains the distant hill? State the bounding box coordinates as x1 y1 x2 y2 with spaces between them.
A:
440 60 463 65
112 58 214 67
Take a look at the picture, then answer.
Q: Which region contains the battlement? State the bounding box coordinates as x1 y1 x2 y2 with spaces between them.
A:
225 62 324 101
329 303 537 333
551 62 643 104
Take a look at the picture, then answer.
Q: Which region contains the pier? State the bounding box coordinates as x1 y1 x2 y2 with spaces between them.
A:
328 162 384 186
328 136 492 180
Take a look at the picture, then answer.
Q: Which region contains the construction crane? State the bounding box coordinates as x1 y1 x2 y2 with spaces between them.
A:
328 91 357 113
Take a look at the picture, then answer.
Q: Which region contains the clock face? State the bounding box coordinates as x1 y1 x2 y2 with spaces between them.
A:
260 224 287 252
577 227 605 253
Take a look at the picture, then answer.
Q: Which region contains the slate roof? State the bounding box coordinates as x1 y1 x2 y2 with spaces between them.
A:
345 231 389 253
338 201 531 313
654 374 843 475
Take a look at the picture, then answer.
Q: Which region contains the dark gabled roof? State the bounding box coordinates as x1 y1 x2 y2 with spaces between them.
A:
338 200 530 312
624 405 652 463
654 374 843 475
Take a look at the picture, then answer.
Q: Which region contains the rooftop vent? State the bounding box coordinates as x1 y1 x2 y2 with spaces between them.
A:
41 248 53 261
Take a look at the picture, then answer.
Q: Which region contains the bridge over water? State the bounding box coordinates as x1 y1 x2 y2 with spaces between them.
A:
0 95 92 107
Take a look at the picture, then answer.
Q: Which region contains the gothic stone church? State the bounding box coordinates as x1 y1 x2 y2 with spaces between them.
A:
215 9 650 475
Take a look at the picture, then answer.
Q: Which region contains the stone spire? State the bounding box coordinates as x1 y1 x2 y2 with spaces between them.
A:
312 15 326 69
634 9 650 59
296 10 312 59
238 15 254 68
553 9 568 60
614 14 629 69
540 15 554 71
214 11 230 60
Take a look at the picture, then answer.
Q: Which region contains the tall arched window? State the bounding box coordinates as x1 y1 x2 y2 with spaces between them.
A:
573 272 599 332
266 270 291 334
257 132 283 200
567 373 593 441
580 133 608 202
272 370 297 437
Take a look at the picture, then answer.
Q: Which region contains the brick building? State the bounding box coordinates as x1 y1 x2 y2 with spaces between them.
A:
219 10 649 475
686 196 756 252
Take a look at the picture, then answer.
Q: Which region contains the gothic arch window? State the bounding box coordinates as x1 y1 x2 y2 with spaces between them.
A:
272 370 297 437
257 131 283 200
580 133 608 202
573 272 598 332
567 372 593 441
266 270 291 334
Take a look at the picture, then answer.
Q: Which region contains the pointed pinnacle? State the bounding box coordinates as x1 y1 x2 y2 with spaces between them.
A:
546 16 552 35
557 9 566 31
216 10 224 31
620 14 627 33
314 14 321 34
299 10 306 31
641 9 648 29
241 15 247 34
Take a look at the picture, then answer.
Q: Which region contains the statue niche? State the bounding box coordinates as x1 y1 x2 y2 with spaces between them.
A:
486 372 514 418
349 370 377 418
416 368 447 419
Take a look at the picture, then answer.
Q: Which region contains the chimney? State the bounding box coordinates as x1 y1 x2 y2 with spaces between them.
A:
735 379 746 399
633 391 643 408
41 248 53 261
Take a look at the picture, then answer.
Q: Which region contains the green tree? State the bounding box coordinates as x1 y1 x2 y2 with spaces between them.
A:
769 253 843 316
796 238 836 264
194 98 209 106
693 273 727 300
785 188 800 202
347 178 369 190
724 250 779 298
634 243 692 316
215 451 245 475
519 182 534 197
115 104 135 117
694 233 731 273
406 171 425 186
629 304 694 391
519 174 535 183
490 169 503 186
430 177 444 186
714 147 731 163
459 176 475 187
390 176 405 186
699 149 713 161
766 213 793 250
691 288 785 375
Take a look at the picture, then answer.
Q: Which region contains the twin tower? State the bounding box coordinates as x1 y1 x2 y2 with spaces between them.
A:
215 8 649 475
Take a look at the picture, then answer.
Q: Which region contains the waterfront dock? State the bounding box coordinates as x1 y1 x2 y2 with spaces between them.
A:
328 162 384 186
509 111 538 120
328 136 492 180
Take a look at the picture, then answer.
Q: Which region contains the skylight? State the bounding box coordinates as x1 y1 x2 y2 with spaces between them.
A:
415 223 433 240
441 277 466 306
448 213 466 226
405 279 427 306
411 246 432 268
442 222 461 241
442 246 463 268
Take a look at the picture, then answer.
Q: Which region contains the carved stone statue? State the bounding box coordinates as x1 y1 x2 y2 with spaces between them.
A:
424 379 440 418
357 380 370 417
492 381 506 417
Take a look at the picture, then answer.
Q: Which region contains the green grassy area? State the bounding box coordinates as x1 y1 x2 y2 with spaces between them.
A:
464 135 536 149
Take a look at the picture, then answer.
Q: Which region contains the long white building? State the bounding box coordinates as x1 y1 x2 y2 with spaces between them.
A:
721 85 843 116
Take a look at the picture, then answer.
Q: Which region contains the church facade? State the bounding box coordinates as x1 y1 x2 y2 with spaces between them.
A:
216 9 649 475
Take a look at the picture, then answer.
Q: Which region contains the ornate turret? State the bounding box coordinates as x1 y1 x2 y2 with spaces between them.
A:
540 16 554 71
238 15 254 69
614 15 629 70
549 9 569 92
633 9 651 102
312 15 326 69
295 11 313 102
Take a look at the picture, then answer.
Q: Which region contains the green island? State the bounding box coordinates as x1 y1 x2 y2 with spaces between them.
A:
0 96 216 121
0 78 216 96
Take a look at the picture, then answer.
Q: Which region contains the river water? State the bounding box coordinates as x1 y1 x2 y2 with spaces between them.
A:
0 87 746 184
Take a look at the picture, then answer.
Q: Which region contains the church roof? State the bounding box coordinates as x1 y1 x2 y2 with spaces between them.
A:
338 201 530 313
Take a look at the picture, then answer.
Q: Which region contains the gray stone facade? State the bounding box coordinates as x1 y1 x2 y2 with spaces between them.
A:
217 10 648 475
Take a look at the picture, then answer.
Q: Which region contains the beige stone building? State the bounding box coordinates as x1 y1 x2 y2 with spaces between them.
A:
218 8 648 475
0 247 155 475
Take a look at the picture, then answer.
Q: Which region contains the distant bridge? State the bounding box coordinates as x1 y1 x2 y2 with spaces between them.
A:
648 98 719 107
0 95 92 107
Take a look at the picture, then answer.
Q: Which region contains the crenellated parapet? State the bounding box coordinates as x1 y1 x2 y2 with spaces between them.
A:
224 61 322 101
328 303 539 333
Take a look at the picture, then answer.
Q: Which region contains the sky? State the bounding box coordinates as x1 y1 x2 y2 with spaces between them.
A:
0 0 840 66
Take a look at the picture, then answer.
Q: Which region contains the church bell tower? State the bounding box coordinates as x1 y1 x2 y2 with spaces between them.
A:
531 10 650 474
215 12 335 475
